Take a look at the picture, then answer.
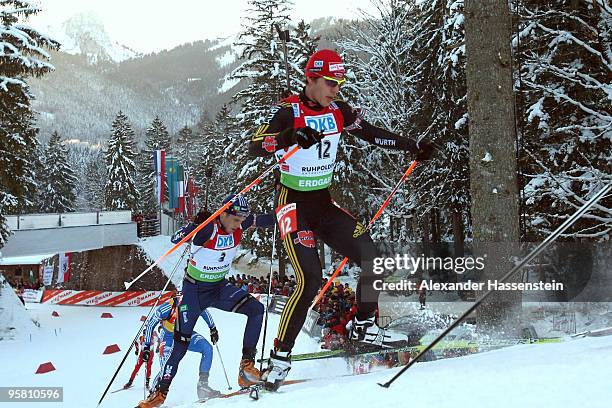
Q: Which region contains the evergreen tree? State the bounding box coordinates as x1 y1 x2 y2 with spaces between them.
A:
465 0 522 329
286 20 320 92
215 104 238 153
515 0 611 240
335 0 418 244
407 0 470 242
39 132 78 213
192 111 219 209
227 0 324 257
175 125 194 171
29 142 47 212
66 142 103 211
105 111 139 211
230 0 293 123
226 0 293 257
138 116 170 214
0 210 8 248
85 150 107 210
207 105 239 206
0 1 59 246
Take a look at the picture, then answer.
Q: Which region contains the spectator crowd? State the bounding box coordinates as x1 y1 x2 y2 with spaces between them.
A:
227 272 359 350
5 276 43 305
314 280 358 350
228 272 297 297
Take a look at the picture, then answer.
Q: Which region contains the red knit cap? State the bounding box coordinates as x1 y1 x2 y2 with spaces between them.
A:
305 49 345 79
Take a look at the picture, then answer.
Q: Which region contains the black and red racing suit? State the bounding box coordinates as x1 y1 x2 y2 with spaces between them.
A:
249 89 418 351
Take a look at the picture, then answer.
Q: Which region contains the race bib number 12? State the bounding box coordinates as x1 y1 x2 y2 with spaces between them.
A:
275 203 297 240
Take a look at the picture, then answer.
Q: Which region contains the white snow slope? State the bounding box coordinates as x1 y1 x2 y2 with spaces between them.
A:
0 300 610 408
137 236 189 289
0 275 38 341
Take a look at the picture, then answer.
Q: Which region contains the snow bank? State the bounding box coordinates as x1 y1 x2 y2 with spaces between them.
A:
182 335 612 408
0 274 38 341
0 299 610 407
137 236 189 289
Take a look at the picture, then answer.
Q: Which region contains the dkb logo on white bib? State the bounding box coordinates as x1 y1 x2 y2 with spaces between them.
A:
305 113 338 135
215 235 234 249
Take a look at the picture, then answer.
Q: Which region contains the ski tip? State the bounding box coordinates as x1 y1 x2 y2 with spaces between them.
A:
124 281 131 290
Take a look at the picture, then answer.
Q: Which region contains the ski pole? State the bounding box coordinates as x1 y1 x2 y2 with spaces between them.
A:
274 24 291 93
215 344 232 390
124 145 301 290
97 246 189 407
259 224 278 372
310 160 418 309
379 181 612 388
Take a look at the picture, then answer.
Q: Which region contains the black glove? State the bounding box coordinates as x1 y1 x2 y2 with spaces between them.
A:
210 327 219 345
141 345 151 362
409 140 434 161
293 127 324 149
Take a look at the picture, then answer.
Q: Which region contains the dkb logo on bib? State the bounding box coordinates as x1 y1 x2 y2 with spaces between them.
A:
305 113 338 135
215 235 234 249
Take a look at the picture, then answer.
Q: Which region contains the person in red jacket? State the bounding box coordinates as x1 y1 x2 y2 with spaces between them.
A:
124 330 159 389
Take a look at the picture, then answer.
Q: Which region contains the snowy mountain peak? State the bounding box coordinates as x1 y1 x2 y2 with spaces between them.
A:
47 11 139 64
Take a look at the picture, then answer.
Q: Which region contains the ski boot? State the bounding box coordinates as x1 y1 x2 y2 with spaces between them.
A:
136 384 167 408
349 314 383 346
197 372 221 400
238 348 261 388
145 378 150 389
123 380 133 389
261 347 291 391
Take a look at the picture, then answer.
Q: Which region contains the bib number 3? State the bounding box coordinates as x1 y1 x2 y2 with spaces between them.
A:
275 203 298 240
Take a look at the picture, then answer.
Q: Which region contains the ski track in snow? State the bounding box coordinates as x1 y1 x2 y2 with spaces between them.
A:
0 295 610 408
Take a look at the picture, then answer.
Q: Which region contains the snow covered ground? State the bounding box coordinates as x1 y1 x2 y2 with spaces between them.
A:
0 296 329 408
0 276 38 341
138 236 190 289
0 291 611 408
2 238 610 407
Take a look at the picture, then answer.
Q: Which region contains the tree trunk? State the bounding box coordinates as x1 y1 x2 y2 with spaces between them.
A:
411 210 418 243
452 212 465 258
464 0 522 332
430 208 441 244
422 215 430 258
451 211 464 285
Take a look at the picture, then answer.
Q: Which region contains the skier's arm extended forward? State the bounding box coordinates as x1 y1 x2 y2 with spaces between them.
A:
335 100 433 160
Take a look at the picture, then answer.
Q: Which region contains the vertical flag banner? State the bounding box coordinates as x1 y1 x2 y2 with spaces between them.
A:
177 165 185 215
166 157 179 209
57 252 72 284
153 150 166 204
186 172 197 219
42 265 53 286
